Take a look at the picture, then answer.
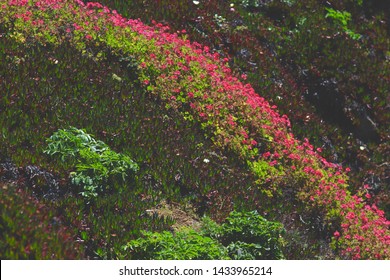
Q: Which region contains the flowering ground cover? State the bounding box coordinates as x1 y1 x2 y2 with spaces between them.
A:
95 0 389 212
0 0 389 259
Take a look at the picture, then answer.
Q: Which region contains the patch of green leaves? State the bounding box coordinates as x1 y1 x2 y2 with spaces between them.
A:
121 228 230 260
325 8 361 40
44 127 138 200
216 211 285 260
122 211 285 260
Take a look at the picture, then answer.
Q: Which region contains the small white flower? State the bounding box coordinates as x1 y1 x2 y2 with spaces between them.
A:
203 158 210 163
193 0 200 5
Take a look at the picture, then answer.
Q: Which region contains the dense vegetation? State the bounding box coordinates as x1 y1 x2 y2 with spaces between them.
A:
0 0 389 259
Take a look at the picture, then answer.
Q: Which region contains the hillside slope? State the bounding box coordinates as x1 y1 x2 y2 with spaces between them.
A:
0 0 389 259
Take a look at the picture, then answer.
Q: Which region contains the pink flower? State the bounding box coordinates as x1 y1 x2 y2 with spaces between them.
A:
240 130 248 139
263 152 271 158
269 160 278 166
354 234 364 242
346 212 356 220
334 231 340 238
73 23 82 30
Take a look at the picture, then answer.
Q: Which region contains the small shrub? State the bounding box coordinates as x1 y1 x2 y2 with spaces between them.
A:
44 127 138 200
121 211 285 260
121 228 230 260
218 211 285 259
325 8 361 40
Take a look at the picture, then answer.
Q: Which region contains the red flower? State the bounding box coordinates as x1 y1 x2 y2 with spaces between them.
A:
263 152 271 158
206 104 213 111
240 130 248 139
334 231 340 238
269 160 277 166
73 23 82 30
346 212 356 220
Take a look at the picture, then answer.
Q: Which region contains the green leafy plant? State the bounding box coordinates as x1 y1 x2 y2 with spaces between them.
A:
44 127 138 200
325 8 361 40
217 211 285 260
121 210 285 260
121 228 230 260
